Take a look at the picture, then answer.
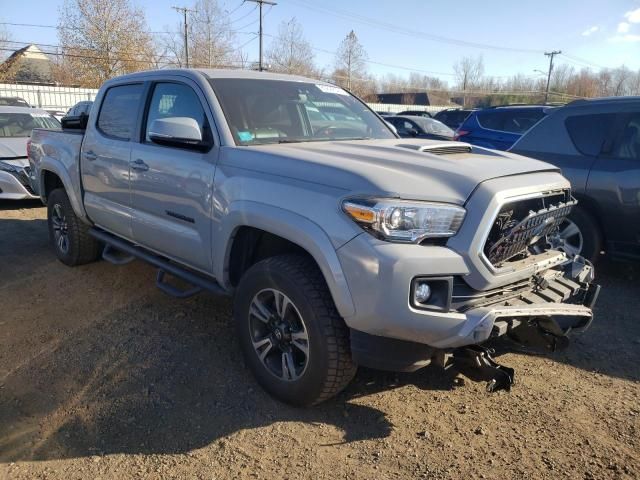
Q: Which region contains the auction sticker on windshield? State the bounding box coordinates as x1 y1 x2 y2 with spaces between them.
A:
316 85 348 96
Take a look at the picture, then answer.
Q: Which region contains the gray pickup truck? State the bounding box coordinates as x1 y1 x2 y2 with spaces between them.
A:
29 69 599 405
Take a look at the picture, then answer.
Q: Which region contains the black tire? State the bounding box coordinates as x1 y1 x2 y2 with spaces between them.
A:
233 254 357 406
565 206 603 263
47 188 101 266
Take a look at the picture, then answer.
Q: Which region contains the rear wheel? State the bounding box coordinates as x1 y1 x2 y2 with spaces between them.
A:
47 188 101 266
233 254 356 406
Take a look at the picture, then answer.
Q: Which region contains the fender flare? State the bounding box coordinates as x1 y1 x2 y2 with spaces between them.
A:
214 200 356 319
38 156 89 222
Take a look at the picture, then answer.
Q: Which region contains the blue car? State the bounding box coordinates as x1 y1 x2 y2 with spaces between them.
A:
454 105 552 150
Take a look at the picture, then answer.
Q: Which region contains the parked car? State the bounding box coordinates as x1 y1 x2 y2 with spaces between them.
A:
397 110 432 118
29 69 598 405
455 105 552 151
510 96 640 262
0 96 31 108
65 100 93 118
46 109 67 122
0 106 60 200
386 115 455 140
433 108 475 130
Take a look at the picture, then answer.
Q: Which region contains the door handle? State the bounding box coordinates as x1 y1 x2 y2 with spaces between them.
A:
130 159 149 171
84 151 97 161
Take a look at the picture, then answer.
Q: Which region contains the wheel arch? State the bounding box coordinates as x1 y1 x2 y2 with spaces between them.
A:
215 201 356 319
38 157 89 223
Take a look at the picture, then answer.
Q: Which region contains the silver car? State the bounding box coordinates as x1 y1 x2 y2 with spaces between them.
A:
0 106 60 200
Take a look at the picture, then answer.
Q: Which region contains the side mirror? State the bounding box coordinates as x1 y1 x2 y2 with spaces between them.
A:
409 128 420 137
148 117 208 150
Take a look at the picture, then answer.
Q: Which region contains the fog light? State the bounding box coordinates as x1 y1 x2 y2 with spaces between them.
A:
414 282 432 303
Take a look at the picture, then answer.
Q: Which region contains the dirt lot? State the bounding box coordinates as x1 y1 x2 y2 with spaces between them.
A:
0 200 638 480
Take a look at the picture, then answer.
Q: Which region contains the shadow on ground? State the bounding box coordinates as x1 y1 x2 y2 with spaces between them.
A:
0 289 462 462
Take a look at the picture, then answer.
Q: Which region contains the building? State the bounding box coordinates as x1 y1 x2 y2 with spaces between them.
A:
0 44 53 84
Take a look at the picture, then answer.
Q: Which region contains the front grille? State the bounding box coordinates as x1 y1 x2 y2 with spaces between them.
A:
483 190 575 267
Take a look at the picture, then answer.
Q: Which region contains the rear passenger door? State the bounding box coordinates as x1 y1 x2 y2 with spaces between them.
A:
81 83 145 239
129 80 217 272
588 112 640 257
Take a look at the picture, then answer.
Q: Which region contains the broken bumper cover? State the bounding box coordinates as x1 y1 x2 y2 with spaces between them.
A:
430 258 599 349
338 233 598 351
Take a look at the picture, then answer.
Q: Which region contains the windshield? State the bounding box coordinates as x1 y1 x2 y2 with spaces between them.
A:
209 78 396 145
416 118 454 136
0 113 60 137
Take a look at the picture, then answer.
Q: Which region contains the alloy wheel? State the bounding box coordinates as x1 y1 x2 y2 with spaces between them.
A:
51 203 70 255
248 288 310 382
556 218 584 257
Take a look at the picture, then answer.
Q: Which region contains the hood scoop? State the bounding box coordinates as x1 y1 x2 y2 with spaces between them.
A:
396 142 473 156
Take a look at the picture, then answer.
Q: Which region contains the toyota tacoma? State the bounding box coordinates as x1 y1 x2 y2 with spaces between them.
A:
28 69 599 405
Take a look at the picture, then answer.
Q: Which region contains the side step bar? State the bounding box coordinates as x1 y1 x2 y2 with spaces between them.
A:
90 228 228 298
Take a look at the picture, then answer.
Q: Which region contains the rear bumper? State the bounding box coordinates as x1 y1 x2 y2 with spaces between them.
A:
0 170 38 200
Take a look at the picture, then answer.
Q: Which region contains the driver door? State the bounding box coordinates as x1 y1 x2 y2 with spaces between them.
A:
129 80 218 272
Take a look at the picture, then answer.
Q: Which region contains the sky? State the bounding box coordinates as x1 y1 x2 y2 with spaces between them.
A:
2 0 640 84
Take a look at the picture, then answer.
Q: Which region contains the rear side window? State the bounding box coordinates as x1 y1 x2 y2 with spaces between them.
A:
611 113 640 160
97 84 144 140
477 109 545 133
565 113 616 156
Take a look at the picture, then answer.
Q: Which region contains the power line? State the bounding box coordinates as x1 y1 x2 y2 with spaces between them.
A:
284 0 543 54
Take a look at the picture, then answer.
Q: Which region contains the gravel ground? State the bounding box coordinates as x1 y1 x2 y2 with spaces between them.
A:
0 200 638 480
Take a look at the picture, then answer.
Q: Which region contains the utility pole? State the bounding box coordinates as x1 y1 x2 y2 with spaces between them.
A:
173 6 196 68
246 0 277 71
544 50 561 104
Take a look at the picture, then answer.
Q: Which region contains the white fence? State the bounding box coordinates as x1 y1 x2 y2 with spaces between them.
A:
0 83 98 111
0 83 455 116
365 103 453 115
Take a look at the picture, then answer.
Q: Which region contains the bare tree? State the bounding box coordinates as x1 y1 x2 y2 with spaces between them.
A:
453 55 484 106
0 23 11 60
266 18 316 76
189 0 236 68
57 0 155 87
333 30 368 93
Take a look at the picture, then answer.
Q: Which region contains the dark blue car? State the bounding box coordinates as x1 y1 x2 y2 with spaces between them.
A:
455 105 551 150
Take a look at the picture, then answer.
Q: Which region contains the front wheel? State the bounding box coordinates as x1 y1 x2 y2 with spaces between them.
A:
233 254 357 406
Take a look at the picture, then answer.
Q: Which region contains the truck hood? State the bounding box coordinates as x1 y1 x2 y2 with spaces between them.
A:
0 137 28 162
222 138 559 205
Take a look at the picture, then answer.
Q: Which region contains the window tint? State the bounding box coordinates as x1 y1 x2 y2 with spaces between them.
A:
97 84 143 140
565 113 616 156
209 78 394 145
611 113 640 160
144 82 207 143
477 109 545 133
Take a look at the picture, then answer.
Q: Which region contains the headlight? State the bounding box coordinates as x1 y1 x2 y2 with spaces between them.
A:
342 197 465 243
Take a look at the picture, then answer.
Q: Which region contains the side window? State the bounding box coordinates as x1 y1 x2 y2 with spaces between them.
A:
501 110 545 133
97 84 144 140
145 82 207 143
477 111 505 131
565 113 617 156
611 113 640 160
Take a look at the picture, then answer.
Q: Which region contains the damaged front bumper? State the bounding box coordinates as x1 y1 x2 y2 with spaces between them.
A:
430 256 599 349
